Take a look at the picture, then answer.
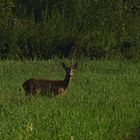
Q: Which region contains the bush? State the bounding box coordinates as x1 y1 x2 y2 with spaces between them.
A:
0 0 139 59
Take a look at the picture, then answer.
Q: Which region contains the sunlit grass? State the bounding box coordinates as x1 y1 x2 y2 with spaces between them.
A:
0 59 140 140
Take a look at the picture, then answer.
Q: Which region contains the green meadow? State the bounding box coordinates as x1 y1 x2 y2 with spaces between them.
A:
0 59 140 140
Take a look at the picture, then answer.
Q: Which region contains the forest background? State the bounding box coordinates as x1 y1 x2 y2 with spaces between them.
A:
0 0 140 59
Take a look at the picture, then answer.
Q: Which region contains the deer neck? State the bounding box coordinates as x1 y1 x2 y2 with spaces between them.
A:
63 74 72 89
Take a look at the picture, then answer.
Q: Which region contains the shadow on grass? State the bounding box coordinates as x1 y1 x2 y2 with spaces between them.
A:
126 126 140 140
132 126 140 140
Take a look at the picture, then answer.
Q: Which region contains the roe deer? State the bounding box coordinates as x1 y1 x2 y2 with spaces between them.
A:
23 62 78 96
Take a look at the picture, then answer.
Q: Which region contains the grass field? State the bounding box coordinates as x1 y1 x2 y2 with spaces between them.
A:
0 59 140 140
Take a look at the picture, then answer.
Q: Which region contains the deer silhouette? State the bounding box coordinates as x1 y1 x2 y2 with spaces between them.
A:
23 62 78 96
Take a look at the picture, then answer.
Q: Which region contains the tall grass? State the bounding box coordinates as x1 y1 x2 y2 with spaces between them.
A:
0 59 140 140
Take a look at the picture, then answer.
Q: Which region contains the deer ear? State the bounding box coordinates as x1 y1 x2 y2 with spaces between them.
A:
73 63 78 70
62 62 67 70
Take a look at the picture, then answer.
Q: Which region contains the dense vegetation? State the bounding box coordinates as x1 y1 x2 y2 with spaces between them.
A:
0 0 140 59
0 60 140 139
0 1 139 139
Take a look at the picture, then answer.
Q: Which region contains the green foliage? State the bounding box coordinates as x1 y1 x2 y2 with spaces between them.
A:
0 60 140 139
0 0 140 59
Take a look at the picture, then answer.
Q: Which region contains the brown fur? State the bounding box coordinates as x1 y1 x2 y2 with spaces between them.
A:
23 63 78 96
